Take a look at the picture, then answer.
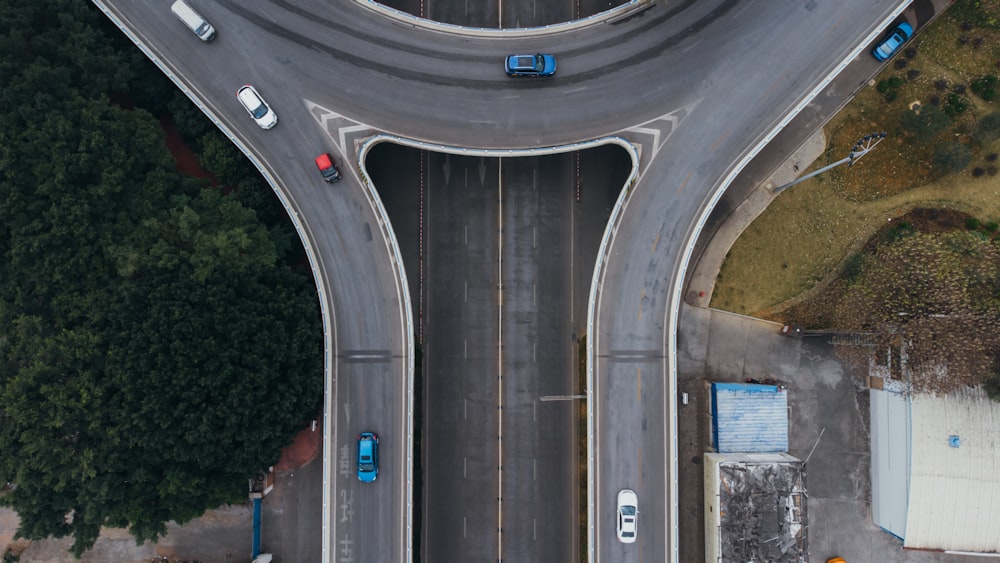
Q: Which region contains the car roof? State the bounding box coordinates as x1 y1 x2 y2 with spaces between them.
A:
237 86 261 107
315 153 333 168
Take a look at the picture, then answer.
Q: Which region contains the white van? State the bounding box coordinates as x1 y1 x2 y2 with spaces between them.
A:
170 0 215 42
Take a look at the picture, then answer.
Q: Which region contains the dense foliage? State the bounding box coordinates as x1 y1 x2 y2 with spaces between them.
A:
0 0 322 556
827 225 1000 395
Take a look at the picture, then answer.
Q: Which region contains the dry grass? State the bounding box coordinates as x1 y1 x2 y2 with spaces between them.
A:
712 169 1000 316
712 3 1000 317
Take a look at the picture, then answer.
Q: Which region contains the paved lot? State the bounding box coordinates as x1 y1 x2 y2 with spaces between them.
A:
676 305 986 563
675 2 984 559
0 505 250 562
0 424 323 563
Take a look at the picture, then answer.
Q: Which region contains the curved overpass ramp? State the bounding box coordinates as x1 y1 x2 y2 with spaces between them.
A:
92 0 910 561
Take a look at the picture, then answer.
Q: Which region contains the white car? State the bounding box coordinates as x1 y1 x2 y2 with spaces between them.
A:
236 85 277 129
617 489 638 543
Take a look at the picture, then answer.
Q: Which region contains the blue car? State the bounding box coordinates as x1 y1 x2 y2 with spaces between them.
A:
357 432 379 483
872 21 913 61
504 54 557 77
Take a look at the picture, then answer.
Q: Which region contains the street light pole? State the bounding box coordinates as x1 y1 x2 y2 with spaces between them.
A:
772 131 887 195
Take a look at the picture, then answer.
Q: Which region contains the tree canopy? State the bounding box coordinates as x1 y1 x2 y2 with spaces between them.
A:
0 0 322 556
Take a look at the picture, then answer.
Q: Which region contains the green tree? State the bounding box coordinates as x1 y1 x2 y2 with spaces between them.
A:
0 0 323 556
198 131 251 187
167 91 214 143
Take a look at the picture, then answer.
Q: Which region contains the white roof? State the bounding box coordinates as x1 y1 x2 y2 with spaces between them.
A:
903 388 1000 552
869 389 910 538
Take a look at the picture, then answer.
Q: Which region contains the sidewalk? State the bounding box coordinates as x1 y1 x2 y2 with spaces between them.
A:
1 423 321 562
685 129 826 307
684 0 956 308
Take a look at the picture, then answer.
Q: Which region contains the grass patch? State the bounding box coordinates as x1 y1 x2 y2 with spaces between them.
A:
713 0 1000 316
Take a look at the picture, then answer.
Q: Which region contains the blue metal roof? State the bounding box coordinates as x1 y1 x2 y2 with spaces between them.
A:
710 382 788 453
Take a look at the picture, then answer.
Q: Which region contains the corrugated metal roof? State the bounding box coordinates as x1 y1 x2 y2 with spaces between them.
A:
710 382 788 453
903 388 1000 552
869 389 910 538
705 452 807 562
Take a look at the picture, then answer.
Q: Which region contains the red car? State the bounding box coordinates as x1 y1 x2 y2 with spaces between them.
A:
314 153 342 183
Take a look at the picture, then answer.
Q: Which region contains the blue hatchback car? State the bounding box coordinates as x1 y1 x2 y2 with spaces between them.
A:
357 432 379 483
872 21 913 61
504 54 557 77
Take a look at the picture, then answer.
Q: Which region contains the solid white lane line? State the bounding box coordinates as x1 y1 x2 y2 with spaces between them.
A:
497 157 505 561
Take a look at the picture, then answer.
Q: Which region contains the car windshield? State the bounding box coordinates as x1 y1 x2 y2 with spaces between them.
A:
250 103 268 119
620 506 636 516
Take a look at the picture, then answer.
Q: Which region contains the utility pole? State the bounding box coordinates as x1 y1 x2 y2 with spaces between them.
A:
772 131 887 195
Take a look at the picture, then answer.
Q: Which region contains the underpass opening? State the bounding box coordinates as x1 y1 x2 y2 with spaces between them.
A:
364 141 630 562
369 0 631 29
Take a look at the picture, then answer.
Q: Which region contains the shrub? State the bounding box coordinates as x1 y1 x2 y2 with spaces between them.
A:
933 141 973 173
976 113 1000 143
885 90 899 102
900 104 952 142
885 221 916 244
929 94 941 105
986 221 999 233
971 75 998 101
907 69 921 80
954 84 967 94
935 78 949 91
894 59 908 70
904 47 917 59
877 80 891 93
944 93 970 116
989 166 999 176
988 153 1000 162
959 35 970 45
973 37 985 49
966 217 981 230
841 252 866 283
888 76 904 88
973 167 986 177
987 371 1000 402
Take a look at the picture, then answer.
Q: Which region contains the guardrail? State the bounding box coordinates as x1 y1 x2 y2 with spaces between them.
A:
362 133 638 563
89 3 345 561
660 3 914 562
583 140 639 563
357 0 651 38
353 137 417 563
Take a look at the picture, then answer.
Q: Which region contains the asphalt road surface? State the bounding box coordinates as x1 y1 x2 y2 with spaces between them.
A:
93 0 911 560
371 144 625 561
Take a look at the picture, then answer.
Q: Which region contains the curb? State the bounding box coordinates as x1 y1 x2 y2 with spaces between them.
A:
685 129 827 308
